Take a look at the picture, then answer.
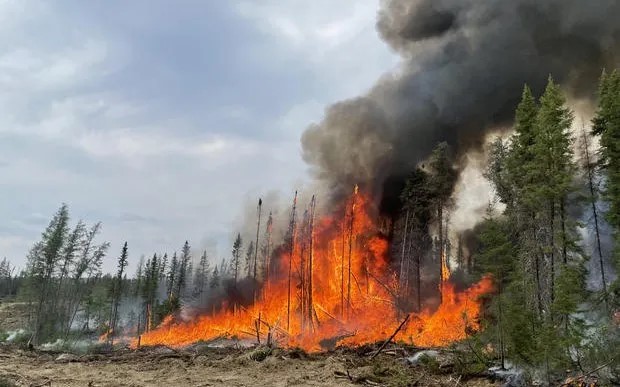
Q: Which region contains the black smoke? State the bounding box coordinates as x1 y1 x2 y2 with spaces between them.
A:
301 0 620 200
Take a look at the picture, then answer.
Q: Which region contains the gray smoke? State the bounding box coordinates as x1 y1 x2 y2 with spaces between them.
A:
301 0 620 198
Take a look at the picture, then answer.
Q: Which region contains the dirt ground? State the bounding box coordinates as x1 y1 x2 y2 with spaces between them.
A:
0 344 500 387
0 302 29 332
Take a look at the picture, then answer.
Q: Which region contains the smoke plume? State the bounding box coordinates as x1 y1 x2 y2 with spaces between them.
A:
301 0 620 198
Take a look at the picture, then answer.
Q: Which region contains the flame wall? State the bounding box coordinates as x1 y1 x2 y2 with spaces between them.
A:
136 190 493 352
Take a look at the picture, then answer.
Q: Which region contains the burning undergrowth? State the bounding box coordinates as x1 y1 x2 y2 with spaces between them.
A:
134 188 494 352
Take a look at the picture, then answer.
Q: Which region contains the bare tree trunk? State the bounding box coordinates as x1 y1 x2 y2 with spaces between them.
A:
535 252 543 317
340 210 346 319
497 273 505 370
347 190 356 319
307 196 316 332
560 198 568 265
399 210 410 297
287 191 297 332
437 204 444 304
253 199 262 282
549 200 555 305
581 127 608 309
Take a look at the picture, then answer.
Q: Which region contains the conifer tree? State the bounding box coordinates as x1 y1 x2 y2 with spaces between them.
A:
209 267 220 289
399 167 432 311
593 69 620 307
27 203 70 344
167 252 178 299
176 241 191 298
474 214 516 369
108 242 128 340
231 233 242 283
195 250 210 302
245 241 255 278
428 142 457 302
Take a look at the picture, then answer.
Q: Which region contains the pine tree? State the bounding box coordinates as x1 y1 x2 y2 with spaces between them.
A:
27 204 70 344
508 85 539 205
134 255 145 298
245 241 255 278
428 142 457 303
231 233 242 283
474 215 517 369
533 77 576 308
195 250 210 302
592 69 620 307
108 242 128 341
399 167 432 311
209 267 220 289
167 252 178 299
176 241 191 298
159 253 168 281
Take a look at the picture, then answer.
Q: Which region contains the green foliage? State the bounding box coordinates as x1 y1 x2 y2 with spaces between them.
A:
155 297 180 325
428 142 458 205
592 69 620 306
231 233 243 283
479 78 596 378
23 204 109 344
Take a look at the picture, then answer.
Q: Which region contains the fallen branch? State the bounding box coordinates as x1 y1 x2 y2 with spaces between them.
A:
370 314 410 360
560 359 615 387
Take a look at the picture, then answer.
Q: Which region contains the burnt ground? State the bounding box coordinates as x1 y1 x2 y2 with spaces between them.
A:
0 301 500 386
0 343 500 387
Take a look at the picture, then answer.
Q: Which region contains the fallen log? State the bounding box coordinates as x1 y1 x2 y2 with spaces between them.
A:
370 314 410 360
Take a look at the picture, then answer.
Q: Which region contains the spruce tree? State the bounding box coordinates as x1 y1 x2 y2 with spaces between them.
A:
27 203 70 344
109 242 128 341
167 252 178 299
231 233 242 283
428 142 457 303
474 215 517 369
176 241 191 298
209 267 220 289
245 241 255 278
399 167 432 311
593 69 620 307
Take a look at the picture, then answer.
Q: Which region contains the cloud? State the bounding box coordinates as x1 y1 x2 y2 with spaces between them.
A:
0 1 395 272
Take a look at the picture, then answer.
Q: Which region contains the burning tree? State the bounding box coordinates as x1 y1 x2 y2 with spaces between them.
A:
135 188 493 352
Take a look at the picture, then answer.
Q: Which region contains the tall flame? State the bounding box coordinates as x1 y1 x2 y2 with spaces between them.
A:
135 189 493 351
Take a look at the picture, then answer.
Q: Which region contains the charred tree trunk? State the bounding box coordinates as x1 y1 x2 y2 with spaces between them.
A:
253 199 262 282
287 191 298 332
399 210 410 297
437 204 444 304
347 188 357 319
340 211 346 319
307 196 316 332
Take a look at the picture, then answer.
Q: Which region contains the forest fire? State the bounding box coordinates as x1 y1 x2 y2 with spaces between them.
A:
134 189 494 352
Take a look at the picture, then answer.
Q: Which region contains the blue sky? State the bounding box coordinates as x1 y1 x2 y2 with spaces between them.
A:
0 1 397 271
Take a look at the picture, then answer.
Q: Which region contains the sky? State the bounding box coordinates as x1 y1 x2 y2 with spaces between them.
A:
0 1 398 271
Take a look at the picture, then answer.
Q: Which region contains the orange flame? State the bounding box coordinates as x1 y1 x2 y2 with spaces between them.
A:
135 189 493 351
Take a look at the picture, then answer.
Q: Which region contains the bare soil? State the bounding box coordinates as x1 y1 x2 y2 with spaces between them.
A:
0 301 30 332
0 344 499 387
